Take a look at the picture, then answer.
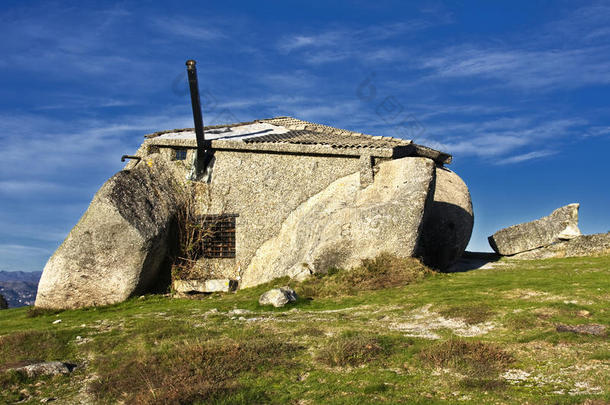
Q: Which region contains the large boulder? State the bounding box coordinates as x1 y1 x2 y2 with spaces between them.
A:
510 232 610 260
488 204 581 256
241 157 435 288
35 154 183 309
0 293 7 309
416 166 474 270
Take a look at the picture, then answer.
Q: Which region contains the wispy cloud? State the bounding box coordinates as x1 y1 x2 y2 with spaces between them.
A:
278 32 344 52
276 20 437 65
495 149 558 165
0 111 192 179
418 117 585 162
150 16 225 41
543 3 610 44
0 181 75 195
421 45 610 90
0 244 53 271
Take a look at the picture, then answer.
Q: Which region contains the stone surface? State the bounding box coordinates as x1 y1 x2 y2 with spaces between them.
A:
488 204 582 256
0 293 7 309
197 150 362 279
556 323 607 337
416 166 474 270
259 287 298 307
511 233 610 260
35 154 184 309
241 157 435 288
173 279 237 293
11 361 76 378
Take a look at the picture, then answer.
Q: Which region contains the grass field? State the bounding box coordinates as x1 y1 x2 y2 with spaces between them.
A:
0 255 608 404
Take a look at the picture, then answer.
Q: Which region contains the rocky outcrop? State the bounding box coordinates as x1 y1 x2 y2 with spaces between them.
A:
488 204 581 256
259 287 298 307
241 157 435 288
510 233 610 260
556 323 607 337
417 166 474 270
0 293 7 309
35 154 184 309
10 361 76 378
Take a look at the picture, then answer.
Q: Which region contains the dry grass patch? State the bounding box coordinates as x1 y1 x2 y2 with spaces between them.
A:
439 304 495 325
297 253 432 298
0 330 73 370
90 338 301 404
316 334 389 367
294 326 326 337
419 339 514 379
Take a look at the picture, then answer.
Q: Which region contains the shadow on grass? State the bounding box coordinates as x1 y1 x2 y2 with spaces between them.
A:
446 251 502 273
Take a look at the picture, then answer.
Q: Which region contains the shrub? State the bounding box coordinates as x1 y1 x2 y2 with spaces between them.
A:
316 334 387 367
418 339 513 378
297 253 432 298
26 307 62 318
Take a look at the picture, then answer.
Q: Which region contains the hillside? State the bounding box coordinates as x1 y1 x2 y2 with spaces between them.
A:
0 271 41 308
0 256 608 404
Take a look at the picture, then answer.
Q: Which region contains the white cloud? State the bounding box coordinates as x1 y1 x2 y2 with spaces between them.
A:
275 20 436 65
150 17 225 41
421 45 610 90
0 111 193 179
419 117 584 161
0 181 72 194
0 244 53 271
495 150 558 165
277 32 342 52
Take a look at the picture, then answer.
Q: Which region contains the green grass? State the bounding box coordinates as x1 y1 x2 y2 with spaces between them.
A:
0 254 609 404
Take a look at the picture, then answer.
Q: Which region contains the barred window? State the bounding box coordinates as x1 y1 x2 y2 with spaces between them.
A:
175 149 187 160
201 214 237 258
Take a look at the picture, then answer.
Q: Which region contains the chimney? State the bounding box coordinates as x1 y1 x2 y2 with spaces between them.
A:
186 59 212 174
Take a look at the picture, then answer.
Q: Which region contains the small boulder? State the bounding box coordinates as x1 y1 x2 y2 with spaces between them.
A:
0 294 7 309
259 287 298 307
556 323 607 337
11 361 76 378
488 204 582 256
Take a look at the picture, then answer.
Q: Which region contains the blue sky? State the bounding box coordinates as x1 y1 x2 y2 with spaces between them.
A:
1 0 609 271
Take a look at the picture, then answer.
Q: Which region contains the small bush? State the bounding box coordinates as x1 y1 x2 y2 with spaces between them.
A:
363 382 389 394
90 338 301 404
316 335 387 367
419 339 513 378
298 253 432 298
0 370 31 402
26 307 62 318
459 377 507 391
294 327 325 337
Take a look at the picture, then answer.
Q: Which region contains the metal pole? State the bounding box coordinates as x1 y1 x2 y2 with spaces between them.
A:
186 60 210 172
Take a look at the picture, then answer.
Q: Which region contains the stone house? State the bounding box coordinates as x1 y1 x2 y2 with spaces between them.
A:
35 117 473 309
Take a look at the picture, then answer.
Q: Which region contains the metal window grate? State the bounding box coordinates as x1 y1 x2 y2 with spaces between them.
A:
175 149 187 160
201 214 237 258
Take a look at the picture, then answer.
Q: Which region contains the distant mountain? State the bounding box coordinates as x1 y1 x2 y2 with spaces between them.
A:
0 270 42 283
0 271 42 308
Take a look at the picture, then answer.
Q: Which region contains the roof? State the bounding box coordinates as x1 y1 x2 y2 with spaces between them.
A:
144 116 452 164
